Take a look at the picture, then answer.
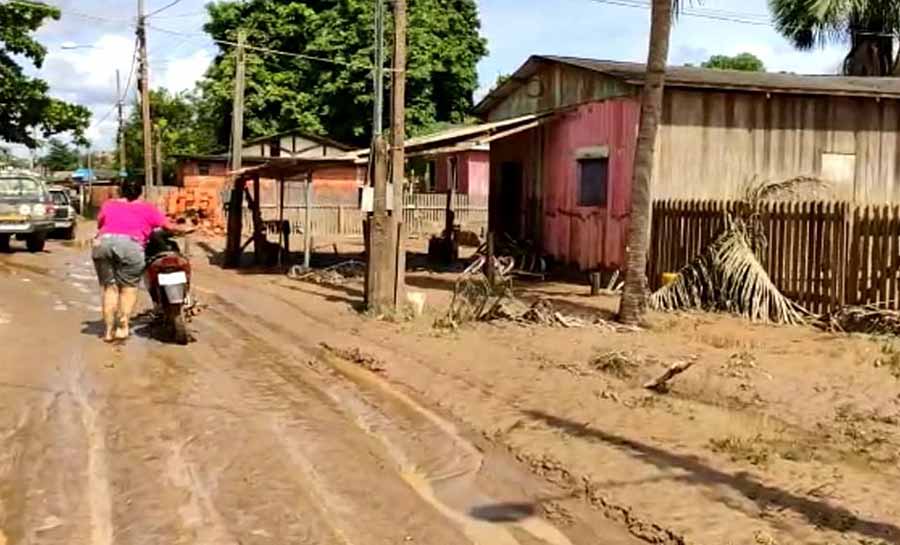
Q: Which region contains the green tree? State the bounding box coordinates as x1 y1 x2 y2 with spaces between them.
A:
0 1 90 147
123 89 216 183
701 52 766 72
769 0 900 75
200 0 487 147
38 138 79 171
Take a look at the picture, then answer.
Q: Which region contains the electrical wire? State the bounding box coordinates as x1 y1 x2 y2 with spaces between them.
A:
586 0 773 26
146 0 186 18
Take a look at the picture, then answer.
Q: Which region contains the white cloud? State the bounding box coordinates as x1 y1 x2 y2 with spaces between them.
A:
156 49 213 93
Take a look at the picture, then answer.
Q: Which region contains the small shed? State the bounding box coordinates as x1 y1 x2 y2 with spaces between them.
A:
475 55 900 272
224 157 357 268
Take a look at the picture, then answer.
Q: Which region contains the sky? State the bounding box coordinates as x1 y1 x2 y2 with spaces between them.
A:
5 0 849 157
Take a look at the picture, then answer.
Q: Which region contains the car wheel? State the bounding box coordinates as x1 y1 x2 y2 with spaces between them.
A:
26 233 46 253
0 235 9 252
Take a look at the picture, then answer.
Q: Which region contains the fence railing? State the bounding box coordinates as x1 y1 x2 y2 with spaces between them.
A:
239 191 489 238
650 199 900 312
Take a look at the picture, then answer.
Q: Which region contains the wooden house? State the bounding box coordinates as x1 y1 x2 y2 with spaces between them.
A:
473 55 900 271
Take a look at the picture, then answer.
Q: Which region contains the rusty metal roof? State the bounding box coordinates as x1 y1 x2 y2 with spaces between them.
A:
231 157 356 180
474 55 900 116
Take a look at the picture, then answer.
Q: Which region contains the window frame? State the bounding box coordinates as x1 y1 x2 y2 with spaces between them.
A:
576 156 609 208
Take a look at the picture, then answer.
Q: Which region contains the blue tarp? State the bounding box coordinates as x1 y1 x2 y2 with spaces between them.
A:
71 168 94 182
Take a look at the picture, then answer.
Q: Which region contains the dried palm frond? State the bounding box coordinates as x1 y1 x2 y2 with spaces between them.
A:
739 175 825 208
651 217 807 324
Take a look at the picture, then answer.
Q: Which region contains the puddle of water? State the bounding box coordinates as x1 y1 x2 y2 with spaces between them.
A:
53 304 69 312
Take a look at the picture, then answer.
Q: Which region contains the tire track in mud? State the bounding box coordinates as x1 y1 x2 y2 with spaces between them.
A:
196 308 472 544
67 360 114 545
200 296 578 545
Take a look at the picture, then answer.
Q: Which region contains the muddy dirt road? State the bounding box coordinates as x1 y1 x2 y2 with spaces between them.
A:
0 241 641 545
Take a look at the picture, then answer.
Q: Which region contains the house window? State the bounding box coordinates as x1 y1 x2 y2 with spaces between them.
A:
198 162 211 176
578 158 609 207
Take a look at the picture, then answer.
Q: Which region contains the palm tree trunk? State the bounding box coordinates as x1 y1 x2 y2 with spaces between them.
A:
618 0 674 325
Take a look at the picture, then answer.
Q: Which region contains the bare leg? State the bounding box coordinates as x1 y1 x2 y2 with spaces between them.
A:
116 286 138 339
101 285 119 342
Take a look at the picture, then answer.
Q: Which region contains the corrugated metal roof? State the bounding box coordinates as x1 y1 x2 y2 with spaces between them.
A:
474 55 900 116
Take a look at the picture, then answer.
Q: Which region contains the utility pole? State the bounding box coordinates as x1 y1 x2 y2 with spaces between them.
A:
390 0 408 305
137 0 153 189
372 0 385 136
116 69 127 178
365 0 393 311
224 30 248 268
230 30 247 175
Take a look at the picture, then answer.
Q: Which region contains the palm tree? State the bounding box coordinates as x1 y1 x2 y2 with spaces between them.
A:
770 0 900 76
618 0 675 324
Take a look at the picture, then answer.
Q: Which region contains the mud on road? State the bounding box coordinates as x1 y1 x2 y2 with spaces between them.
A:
0 243 639 545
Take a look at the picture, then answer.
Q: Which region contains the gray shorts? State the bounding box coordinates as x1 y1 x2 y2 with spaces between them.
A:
92 235 145 287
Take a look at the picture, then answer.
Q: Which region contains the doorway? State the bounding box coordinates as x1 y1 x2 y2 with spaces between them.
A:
499 161 523 239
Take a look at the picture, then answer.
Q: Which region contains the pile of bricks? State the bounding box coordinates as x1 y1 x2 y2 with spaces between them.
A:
157 181 227 235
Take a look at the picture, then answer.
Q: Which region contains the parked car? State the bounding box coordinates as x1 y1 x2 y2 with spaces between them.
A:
48 186 77 240
0 169 55 252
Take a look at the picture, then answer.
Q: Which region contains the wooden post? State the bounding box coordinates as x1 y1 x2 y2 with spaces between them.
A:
304 174 313 269
366 137 394 311
486 231 496 287
390 0 407 307
590 272 602 296
252 175 264 265
224 176 245 268
278 176 285 268
337 204 344 235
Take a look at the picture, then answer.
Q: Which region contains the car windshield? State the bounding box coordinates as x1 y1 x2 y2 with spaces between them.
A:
50 191 69 205
0 177 43 198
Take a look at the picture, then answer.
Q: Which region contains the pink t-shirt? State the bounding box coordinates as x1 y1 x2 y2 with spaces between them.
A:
97 199 168 246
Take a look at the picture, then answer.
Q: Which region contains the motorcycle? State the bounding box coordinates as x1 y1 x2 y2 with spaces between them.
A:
145 229 192 344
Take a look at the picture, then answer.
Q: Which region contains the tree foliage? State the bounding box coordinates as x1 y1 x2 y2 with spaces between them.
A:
769 0 900 75
0 2 91 147
123 89 216 183
200 0 487 147
38 138 79 172
701 53 766 72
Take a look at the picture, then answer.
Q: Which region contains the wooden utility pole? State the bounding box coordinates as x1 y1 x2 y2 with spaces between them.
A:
372 0 385 136
230 30 247 175
365 0 395 311
116 69 127 178
390 0 408 305
137 0 153 189
154 125 163 186
224 30 248 268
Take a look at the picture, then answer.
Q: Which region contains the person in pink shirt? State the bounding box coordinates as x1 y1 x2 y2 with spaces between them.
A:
93 179 190 342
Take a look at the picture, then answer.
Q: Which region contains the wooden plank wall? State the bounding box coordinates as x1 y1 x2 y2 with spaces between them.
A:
648 200 900 313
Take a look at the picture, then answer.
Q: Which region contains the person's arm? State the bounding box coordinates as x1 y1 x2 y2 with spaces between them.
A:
149 204 195 236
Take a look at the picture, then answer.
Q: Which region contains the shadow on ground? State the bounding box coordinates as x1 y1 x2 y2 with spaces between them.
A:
523 409 900 543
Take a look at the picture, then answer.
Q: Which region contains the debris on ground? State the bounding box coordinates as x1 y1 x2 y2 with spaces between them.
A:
288 260 365 286
589 351 642 379
822 304 900 336
440 254 635 331
320 342 386 374
644 359 697 393
651 178 819 324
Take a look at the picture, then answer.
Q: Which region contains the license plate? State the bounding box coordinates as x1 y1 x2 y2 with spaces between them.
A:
158 271 187 286
0 215 25 222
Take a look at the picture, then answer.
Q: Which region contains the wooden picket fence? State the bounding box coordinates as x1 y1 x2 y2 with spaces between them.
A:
650 199 900 313
240 190 488 238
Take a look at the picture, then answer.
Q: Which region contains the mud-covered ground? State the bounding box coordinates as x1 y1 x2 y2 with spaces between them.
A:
4 232 899 545
0 236 640 545
214 236 900 545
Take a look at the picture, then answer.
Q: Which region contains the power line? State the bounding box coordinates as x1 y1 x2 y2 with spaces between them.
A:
2 0 132 25
146 23 362 67
146 0 185 18
587 0 773 26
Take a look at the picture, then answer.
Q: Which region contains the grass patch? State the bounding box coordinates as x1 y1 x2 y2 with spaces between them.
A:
589 350 642 379
709 434 772 466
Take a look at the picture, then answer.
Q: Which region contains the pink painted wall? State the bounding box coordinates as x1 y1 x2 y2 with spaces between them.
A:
433 150 490 200
491 98 640 271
